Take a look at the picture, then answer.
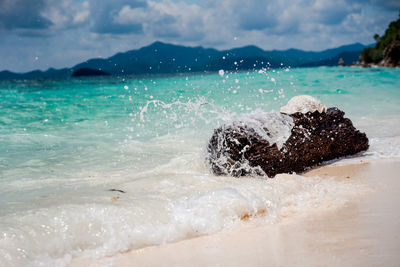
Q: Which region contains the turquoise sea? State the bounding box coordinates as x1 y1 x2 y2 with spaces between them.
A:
0 67 400 266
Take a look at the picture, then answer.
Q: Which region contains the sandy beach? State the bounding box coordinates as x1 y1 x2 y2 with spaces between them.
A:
71 158 400 267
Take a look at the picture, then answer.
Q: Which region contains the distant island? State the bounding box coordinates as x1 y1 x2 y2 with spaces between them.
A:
0 42 372 80
359 15 400 67
71 68 110 77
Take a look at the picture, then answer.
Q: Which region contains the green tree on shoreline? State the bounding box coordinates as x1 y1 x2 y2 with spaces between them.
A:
361 13 400 65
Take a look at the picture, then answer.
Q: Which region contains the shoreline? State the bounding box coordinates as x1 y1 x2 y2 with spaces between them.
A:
71 158 400 267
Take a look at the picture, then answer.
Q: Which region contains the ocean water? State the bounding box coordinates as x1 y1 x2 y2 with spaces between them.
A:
0 67 399 266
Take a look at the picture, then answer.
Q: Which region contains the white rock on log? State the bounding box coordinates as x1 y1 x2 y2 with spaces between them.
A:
280 95 327 114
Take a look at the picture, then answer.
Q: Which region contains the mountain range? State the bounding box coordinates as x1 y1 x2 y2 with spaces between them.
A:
0 41 372 80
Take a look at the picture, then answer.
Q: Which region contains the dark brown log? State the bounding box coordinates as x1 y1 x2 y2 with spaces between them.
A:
207 108 369 177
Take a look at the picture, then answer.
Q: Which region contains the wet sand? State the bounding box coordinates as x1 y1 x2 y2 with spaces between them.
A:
71 159 400 267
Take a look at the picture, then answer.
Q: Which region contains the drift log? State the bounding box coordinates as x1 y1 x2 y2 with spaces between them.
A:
207 107 369 177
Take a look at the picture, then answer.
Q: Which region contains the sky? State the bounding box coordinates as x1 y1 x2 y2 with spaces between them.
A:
0 0 399 72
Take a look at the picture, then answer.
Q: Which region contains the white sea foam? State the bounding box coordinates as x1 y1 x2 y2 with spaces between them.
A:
228 109 294 150
0 148 363 267
331 136 400 165
206 109 294 176
368 136 400 159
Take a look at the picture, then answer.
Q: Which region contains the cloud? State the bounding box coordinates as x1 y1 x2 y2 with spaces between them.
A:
43 0 90 29
370 0 400 10
1 0 394 41
0 0 91 37
111 0 206 40
0 0 52 30
89 0 146 34
147 0 206 41
310 0 356 25
229 0 278 30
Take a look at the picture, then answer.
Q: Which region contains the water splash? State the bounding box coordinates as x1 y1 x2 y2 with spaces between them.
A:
231 109 294 150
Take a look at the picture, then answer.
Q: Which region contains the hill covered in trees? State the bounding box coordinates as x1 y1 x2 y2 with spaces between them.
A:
0 42 371 80
360 14 400 67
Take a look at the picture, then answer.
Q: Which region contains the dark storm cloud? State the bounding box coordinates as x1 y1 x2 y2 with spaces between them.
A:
89 0 146 34
0 0 52 30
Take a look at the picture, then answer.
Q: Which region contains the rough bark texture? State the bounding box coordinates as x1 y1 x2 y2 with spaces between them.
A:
207 107 369 177
382 42 400 67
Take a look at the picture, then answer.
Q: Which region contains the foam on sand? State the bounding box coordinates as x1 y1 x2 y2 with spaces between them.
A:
71 159 400 267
